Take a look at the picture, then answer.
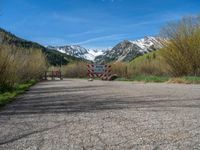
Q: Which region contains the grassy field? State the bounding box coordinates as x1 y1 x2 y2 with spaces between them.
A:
0 80 36 106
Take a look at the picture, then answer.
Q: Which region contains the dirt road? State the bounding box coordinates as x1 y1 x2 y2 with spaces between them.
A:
0 79 200 150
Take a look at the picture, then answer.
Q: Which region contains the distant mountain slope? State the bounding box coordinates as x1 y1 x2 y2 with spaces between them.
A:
0 28 84 66
95 36 164 63
48 45 104 61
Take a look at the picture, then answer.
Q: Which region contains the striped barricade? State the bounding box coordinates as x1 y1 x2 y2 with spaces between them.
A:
87 64 111 81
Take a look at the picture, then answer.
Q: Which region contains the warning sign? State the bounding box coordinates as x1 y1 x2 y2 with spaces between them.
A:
93 65 105 74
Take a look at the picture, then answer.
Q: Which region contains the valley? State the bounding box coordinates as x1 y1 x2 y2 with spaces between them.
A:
1 0 200 149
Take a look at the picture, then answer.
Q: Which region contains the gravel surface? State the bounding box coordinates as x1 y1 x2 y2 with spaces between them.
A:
1 79 200 150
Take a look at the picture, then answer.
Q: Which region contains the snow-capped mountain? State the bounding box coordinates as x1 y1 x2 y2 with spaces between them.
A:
84 49 104 61
48 36 164 63
95 36 164 63
47 45 104 61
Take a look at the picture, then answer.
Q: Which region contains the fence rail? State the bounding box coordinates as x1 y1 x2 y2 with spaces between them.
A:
44 71 63 80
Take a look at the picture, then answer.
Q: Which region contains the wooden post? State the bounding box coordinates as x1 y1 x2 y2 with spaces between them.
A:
52 71 54 80
60 71 63 80
45 71 47 80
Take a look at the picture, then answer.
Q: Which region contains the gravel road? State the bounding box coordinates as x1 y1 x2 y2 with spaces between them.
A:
1 79 200 150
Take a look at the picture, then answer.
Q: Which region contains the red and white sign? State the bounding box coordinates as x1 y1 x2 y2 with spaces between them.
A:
87 64 111 80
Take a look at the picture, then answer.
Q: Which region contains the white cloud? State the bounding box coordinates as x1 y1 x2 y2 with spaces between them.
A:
32 37 69 46
74 34 128 45
66 29 105 38
123 13 184 29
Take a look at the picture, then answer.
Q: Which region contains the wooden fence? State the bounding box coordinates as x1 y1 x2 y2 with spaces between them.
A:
44 71 63 80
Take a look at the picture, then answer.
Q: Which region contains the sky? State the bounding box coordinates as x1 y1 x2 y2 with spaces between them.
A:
0 0 200 49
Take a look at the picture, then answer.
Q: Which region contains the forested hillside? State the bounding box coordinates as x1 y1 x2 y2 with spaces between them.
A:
0 28 83 66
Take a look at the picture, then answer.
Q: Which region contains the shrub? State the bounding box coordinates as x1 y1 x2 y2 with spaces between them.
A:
110 62 128 78
16 48 47 82
160 16 200 76
0 44 47 90
128 51 168 77
63 61 88 78
0 45 18 89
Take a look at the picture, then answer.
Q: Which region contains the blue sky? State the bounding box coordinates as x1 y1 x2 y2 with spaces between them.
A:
0 0 200 49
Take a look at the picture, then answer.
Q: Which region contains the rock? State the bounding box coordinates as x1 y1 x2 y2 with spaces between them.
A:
108 74 118 81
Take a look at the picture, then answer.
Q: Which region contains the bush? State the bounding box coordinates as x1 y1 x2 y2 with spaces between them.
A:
16 48 47 82
0 45 17 89
160 16 200 76
63 61 88 78
110 62 128 78
128 51 168 77
0 44 47 90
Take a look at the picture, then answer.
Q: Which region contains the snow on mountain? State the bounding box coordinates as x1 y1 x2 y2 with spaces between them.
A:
130 36 164 53
47 45 104 61
84 49 104 61
95 36 164 63
47 36 164 63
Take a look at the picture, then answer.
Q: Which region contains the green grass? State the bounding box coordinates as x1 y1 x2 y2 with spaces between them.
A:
116 75 200 84
131 75 170 82
116 75 169 83
129 51 160 66
183 76 200 84
0 80 37 106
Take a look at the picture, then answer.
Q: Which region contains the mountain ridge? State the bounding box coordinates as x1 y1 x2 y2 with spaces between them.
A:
48 36 164 63
95 36 164 63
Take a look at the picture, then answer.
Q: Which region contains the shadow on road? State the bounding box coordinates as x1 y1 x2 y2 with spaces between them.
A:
0 83 200 116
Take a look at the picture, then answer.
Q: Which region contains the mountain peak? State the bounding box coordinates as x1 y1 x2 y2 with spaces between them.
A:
48 36 164 63
95 36 164 63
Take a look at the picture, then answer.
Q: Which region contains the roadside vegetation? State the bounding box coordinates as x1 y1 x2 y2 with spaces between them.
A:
160 16 200 77
0 80 36 106
0 44 47 106
62 61 88 78
115 16 200 83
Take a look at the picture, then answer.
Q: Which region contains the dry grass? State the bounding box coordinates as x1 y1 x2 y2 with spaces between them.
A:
110 62 128 78
62 61 88 78
167 78 188 84
0 44 47 90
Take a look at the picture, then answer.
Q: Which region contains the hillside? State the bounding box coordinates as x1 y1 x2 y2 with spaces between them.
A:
0 28 84 66
95 36 164 63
